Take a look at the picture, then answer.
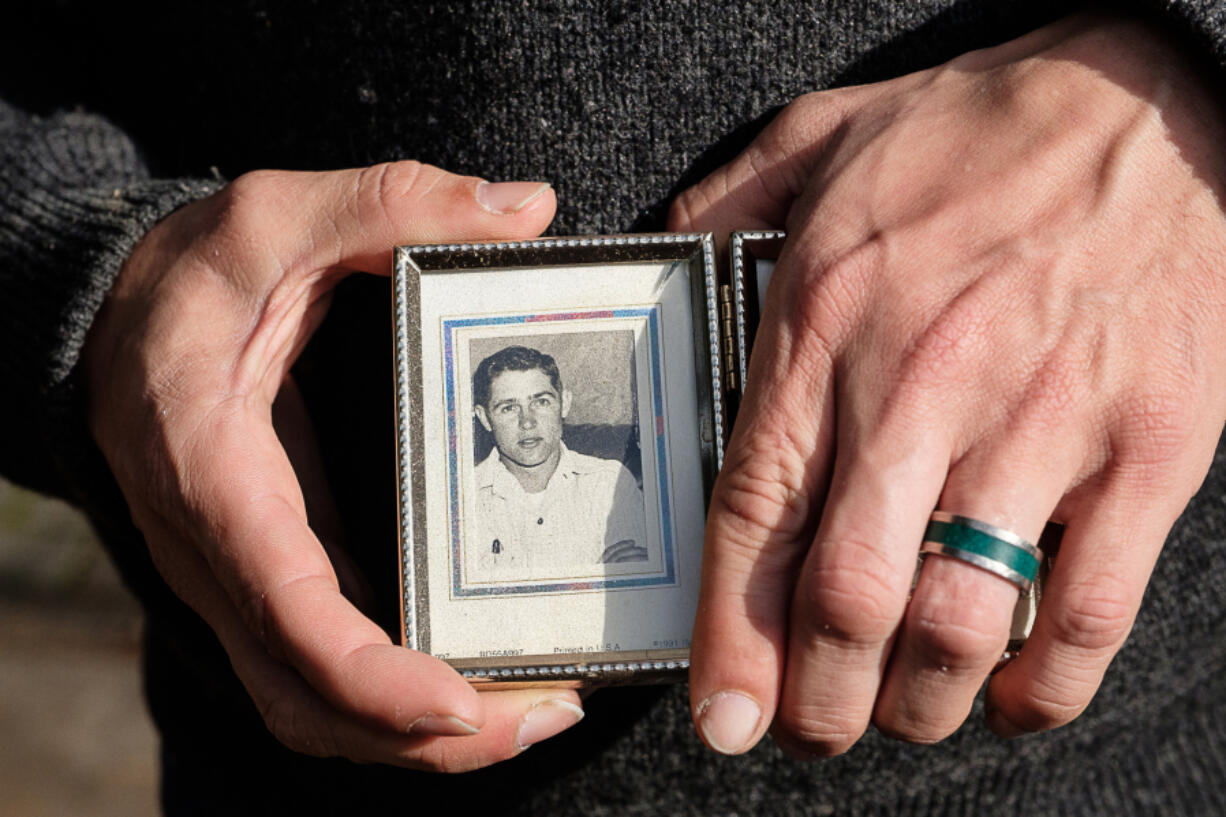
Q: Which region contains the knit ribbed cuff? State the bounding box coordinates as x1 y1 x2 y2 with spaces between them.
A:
37 178 225 501
0 103 224 496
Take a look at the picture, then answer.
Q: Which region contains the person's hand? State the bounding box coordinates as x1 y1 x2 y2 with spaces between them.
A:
602 539 649 563
670 13 1226 755
82 162 586 771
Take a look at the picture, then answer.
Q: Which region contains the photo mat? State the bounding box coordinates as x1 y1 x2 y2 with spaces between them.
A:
443 311 677 597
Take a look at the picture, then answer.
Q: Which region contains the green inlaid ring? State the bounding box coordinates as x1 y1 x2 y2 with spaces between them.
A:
921 512 1042 594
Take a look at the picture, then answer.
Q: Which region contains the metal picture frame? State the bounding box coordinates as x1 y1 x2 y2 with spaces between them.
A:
393 234 720 687
729 230 786 395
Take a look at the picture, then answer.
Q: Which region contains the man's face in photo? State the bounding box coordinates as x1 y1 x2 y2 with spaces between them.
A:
476 367 570 469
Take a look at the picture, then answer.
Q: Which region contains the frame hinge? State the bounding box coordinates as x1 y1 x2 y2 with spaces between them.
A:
719 284 737 393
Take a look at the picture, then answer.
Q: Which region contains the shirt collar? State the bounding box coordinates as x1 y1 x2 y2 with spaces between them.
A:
478 442 589 497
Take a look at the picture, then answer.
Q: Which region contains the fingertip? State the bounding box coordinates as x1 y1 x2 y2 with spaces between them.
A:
665 186 700 233
982 662 1085 741
514 697 586 751
451 176 556 241
694 689 765 755
666 178 777 237
298 162 561 268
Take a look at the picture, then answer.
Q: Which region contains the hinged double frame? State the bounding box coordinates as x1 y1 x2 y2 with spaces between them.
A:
392 230 1046 688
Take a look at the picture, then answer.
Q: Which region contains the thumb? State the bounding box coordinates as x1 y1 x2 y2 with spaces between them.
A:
666 92 848 236
229 161 556 275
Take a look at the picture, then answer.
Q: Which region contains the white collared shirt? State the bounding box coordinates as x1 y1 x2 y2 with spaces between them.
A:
465 444 649 583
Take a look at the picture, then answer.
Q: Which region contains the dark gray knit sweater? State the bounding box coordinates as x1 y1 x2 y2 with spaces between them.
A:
4 2 1226 814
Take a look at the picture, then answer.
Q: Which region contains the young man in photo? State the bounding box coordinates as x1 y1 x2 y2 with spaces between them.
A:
469 345 649 581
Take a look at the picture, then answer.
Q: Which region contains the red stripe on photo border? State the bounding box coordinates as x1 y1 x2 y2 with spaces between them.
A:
526 310 617 322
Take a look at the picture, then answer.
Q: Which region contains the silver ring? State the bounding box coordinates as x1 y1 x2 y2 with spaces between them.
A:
920 512 1044 594
919 514 1063 666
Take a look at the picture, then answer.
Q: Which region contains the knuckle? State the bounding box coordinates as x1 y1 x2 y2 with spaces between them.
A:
796 547 905 645
875 709 958 746
341 160 458 252
768 95 810 140
898 295 993 389
1023 351 1093 426
257 695 336 759
772 89 843 153
1048 576 1136 656
216 170 284 228
233 591 266 641
403 742 485 774
784 245 873 352
906 599 1006 671
236 572 332 664
236 589 283 659
355 160 425 218
202 171 290 270
667 186 708 231
1111 389 1199 474
774 706 862 756
1005 680 1090 732
740 128 802 207
713 439 813 549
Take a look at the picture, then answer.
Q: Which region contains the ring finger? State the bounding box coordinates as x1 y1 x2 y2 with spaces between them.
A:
872 427 1083 743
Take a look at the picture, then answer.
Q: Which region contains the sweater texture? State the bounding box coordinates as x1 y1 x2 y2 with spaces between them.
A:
3 2 1226 814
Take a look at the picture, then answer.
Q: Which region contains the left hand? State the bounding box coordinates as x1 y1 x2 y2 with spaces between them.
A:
669 12 1226 755
83 162 582 771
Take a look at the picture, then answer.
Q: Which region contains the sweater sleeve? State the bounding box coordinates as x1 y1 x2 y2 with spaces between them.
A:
0 99 223 501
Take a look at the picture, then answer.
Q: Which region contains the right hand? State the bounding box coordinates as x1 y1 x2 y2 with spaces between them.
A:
82 162 586 771
670 14 1226 755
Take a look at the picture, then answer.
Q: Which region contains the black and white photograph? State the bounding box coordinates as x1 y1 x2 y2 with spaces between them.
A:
447 318 673 595
395 235 718 682
464 332 654 585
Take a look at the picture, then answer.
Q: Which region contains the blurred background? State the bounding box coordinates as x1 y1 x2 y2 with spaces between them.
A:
0 477 158 816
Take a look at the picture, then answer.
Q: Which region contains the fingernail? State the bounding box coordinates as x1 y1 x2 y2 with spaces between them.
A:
476 181 551 214
697 690 762 754
515 698 585 750
409 713 480 737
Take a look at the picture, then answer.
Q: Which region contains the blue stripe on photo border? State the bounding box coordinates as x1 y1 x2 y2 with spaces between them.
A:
441 307 676 598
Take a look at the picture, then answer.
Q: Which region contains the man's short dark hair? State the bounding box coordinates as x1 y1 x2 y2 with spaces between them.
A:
473 345 563 409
